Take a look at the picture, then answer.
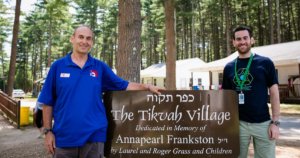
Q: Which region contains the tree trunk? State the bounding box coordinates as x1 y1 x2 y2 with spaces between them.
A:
0 43 4 76
181 18 184 59
224 0 231 56
201 18 206 61
176 37 180 59
7 0 21 96
154 34 159 63
257 2 264 45
32 43 38 96
211 15 220 60
286 0 293 41
0 43 5 92
268 0 274 44
275 0 281 43
101 38 108 64
47 20 52 67
297 0 300 39
116 0 142 82
148 36 153 67
164 0 176 90
290 2 298 40
190 1 195 58
39 41 43 78
298 0 300 39
112 27 117 68
184 20 188 58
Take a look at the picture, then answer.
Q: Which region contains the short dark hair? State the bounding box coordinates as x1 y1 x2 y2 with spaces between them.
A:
232 25 253 39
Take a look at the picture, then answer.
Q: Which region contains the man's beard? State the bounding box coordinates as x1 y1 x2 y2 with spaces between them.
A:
237 45 251 55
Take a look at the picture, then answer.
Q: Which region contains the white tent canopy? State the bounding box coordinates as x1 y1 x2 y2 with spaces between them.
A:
192 40 300 72
141 58 207 77
141 63 165 78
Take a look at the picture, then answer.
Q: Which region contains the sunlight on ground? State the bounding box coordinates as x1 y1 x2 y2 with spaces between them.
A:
268 103 300 115
0 125 14 131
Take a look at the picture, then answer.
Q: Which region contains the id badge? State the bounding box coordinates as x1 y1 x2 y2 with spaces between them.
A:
239 92 244 104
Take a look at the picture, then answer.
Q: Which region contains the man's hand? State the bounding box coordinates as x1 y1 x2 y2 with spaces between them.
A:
126 82 165 95
44 132 56 155
147 84 165 95
268 124 280 140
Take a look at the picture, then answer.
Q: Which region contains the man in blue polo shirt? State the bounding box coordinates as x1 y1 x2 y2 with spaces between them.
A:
38 25 163 158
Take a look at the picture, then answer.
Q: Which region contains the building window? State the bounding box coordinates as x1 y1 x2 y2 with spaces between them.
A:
198 78 202 86
189 78 193 87
218 73 223 85
164 78 166 87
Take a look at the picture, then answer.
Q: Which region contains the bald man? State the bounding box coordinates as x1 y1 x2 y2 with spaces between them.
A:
38 25 163 158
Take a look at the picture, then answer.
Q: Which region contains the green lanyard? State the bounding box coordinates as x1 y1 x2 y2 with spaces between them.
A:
234 53 254 91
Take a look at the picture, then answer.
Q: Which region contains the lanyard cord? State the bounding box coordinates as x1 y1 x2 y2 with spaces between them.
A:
234 53 254 91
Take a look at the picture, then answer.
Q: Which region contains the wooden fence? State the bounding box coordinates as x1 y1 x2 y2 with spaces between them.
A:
0 91 20 128
278 84 300 104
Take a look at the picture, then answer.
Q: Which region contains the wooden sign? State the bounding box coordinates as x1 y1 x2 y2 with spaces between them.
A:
104 90 239 158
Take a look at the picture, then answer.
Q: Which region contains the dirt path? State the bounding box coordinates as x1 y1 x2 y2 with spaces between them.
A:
0 115 50 158
0 113 299 158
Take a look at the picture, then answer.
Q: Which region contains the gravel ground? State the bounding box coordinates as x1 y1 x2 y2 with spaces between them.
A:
0 140 50 158
0 114 299 158
0 115 50 158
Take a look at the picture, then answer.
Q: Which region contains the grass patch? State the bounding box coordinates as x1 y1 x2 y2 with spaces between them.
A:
268 103 300 116
280 104 300 115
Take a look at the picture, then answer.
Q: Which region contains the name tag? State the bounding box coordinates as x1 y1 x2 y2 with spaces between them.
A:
60 73 70 78
239 93 244 104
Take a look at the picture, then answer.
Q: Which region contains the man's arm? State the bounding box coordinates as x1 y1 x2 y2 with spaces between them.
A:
222 65 231 90
126 82 165 94
269 84 280 121
43 105 55 154
43 105 53 129
268 84 280 139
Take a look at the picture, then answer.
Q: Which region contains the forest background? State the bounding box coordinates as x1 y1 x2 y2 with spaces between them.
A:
0 0 299 96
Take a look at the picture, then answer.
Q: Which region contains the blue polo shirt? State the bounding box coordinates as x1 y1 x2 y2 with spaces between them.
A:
38 52 129 147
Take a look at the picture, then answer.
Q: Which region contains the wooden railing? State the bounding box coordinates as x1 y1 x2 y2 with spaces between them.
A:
0 90 20 128
278 84 290 100
289 84 300 97
278 84 300 103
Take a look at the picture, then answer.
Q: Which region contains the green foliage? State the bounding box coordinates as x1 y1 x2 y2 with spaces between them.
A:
2 0 300 92
141 0 165 68
13 0 72 91
15 66 33 92
0 0 10 82
74 0 118 65
0 1 10 41
97 3 118 65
